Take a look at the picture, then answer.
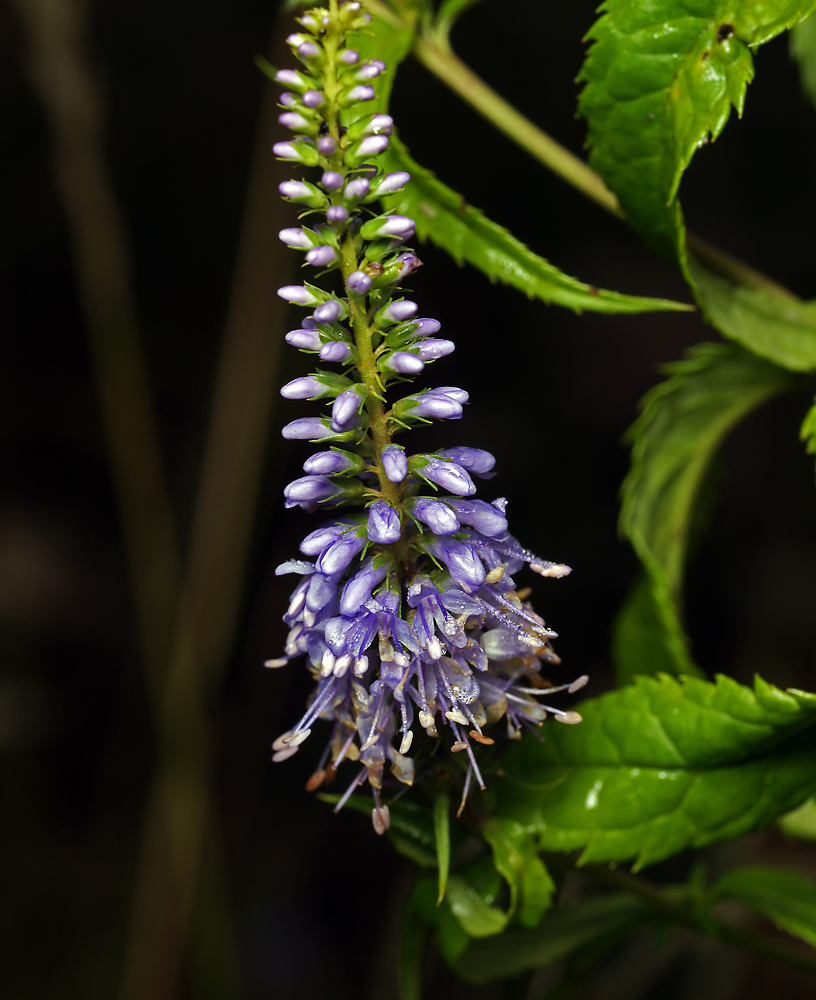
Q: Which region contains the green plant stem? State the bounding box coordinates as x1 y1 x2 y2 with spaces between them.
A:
584 865 816 977
364 0 796 298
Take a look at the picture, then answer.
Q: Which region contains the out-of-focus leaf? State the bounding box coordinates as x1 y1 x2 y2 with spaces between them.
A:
398 889 429 1000
712 865 816 948
452 893 655 984
445 876 509 937
434 793 451 904
791 13 816 108
779 797 816 839
482 818 556 928
351 2 418 111
494 673 816 869
579 0 816 257
612 575 689 686
687 253 816 373
380 138 691 315
620 343 794 677
801 396 816 481
434 0 485 40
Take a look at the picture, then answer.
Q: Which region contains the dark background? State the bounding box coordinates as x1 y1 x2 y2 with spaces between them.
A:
3 1 816 998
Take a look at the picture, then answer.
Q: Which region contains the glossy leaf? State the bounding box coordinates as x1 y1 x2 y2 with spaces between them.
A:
351 2 418 111
791 13 816 108
435 0 485 39
434 793 451 904
619 343 794 676
687 253 816 373
452 893 655 984
379 138 691 315
712 865 816 948
482 817 556 928
494 673 816 869
579 0 816 257
612 575 689 686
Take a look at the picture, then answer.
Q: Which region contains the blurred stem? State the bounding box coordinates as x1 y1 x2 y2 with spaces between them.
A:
116 14 293 999
365 0 795 298
12 0 179 691
584 864 816 977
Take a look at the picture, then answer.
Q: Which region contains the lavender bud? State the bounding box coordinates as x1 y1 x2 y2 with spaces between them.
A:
316 533 367 575
446 498 508 537
286 33 308 48
299 523 347 556
409 497 460 535
278 228 313 249
285 328 321 350
347 135 389 164
305 245 340 268
339 48 359 64
279 180 326 208
381 444 407 483
416 339 455 361
302 90 325 108
272 140 320 166
279 93 298 107
417 457 476 496
326 205 349 225
429 386 469 404
339 557 391 615
427 538 486 591
284 475 337 504
380 351 424 375
437 446 495 476
313 300 345 323
380 300 418 324
367 500 401 544
360 215 415 240
359 113 392 135
280 375 324 399
277 285 321 306
278 111 313 131
321 170 344 190
370 171 410 196
413 318 441 337
343 178 371 201
394 393 463 421
350 60 385 82
303 450 363 475
281 417 336 441
297 42 321 59
340 84 375 105
317 135 337 156
320 341 354 363
275 68 315 92
331 386 365 433
347 270 372 296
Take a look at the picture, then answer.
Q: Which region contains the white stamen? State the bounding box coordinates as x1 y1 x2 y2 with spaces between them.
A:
485 564 504 585
426 636 444 660
353 654 369 677
554 710 582 725
321 649 336 677
287 590 306 617
272 746 299 762
303 609 317 627
334 654 352 678
286 728 311 747
446 707 469 726
372 805 391 835
530 561 571 578
568 675 589 694
399 730 414 754
272 732 293 752
264 657 288 668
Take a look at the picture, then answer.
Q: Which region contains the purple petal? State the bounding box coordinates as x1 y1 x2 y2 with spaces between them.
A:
366 500 401 544
284 475 337 504
437 447 496 477
316 533 367 575
321 170 344 190
285 328 321 350
302 450 361 475
427 538 485 591
418 458 476 496
409 497 460 536
340 557 390 616
280 375 323 399
381 445 407 483
320 341 354 363
416 339 455 361
347 270 372 296
381 351 424 375
277 285 321 306
330 387 364 433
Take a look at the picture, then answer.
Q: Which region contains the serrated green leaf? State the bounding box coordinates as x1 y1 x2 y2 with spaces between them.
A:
452 893 655 984
494 673 816 869
379 138 690 315
349 3 418 112
434 793 451 904
579 0 816 257
791 13 816 108
712 865 816 948
620 342 794 676
687 253 816 373
482 817 556 928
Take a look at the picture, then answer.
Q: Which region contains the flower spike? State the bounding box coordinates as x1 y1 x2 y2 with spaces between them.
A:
270 0 583 833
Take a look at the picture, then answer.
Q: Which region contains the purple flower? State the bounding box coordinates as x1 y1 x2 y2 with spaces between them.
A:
306 246 340 268
330 386 365 433
284 475 337 505
379 300 418 324
408 497 460 535
321 170 344 190
280 375 324 399
367 500 401 544
416 339 455 361
340 557 392 615
303 450 362 475
279 228 312 249
445 498 508 537
278 285 321 306
381 352 424 375
360 215 415 240
320 341 354 363
313 300 344 323
347 270 372 296
426 537 486 591
413 318 441 337
281 417 337 441
285 328 321 351
316 532 367 575
326 206 349 225
437 446 496 477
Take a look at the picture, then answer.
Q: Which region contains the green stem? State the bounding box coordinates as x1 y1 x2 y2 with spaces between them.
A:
583 865 816 977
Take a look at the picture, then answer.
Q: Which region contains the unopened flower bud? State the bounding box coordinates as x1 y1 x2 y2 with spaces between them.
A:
285 328 321 350
416 339 455 361
321 170 344 190
277 285 322 306
347 270 372 296
320 341 354 363
367 500 401 544
380 351 424 375
272 140 320 166
278 228 313 249
306 246 340 268
381 444 407 483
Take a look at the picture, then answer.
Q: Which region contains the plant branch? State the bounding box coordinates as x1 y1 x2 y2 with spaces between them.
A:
364 0 796 298
584 864 816 977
